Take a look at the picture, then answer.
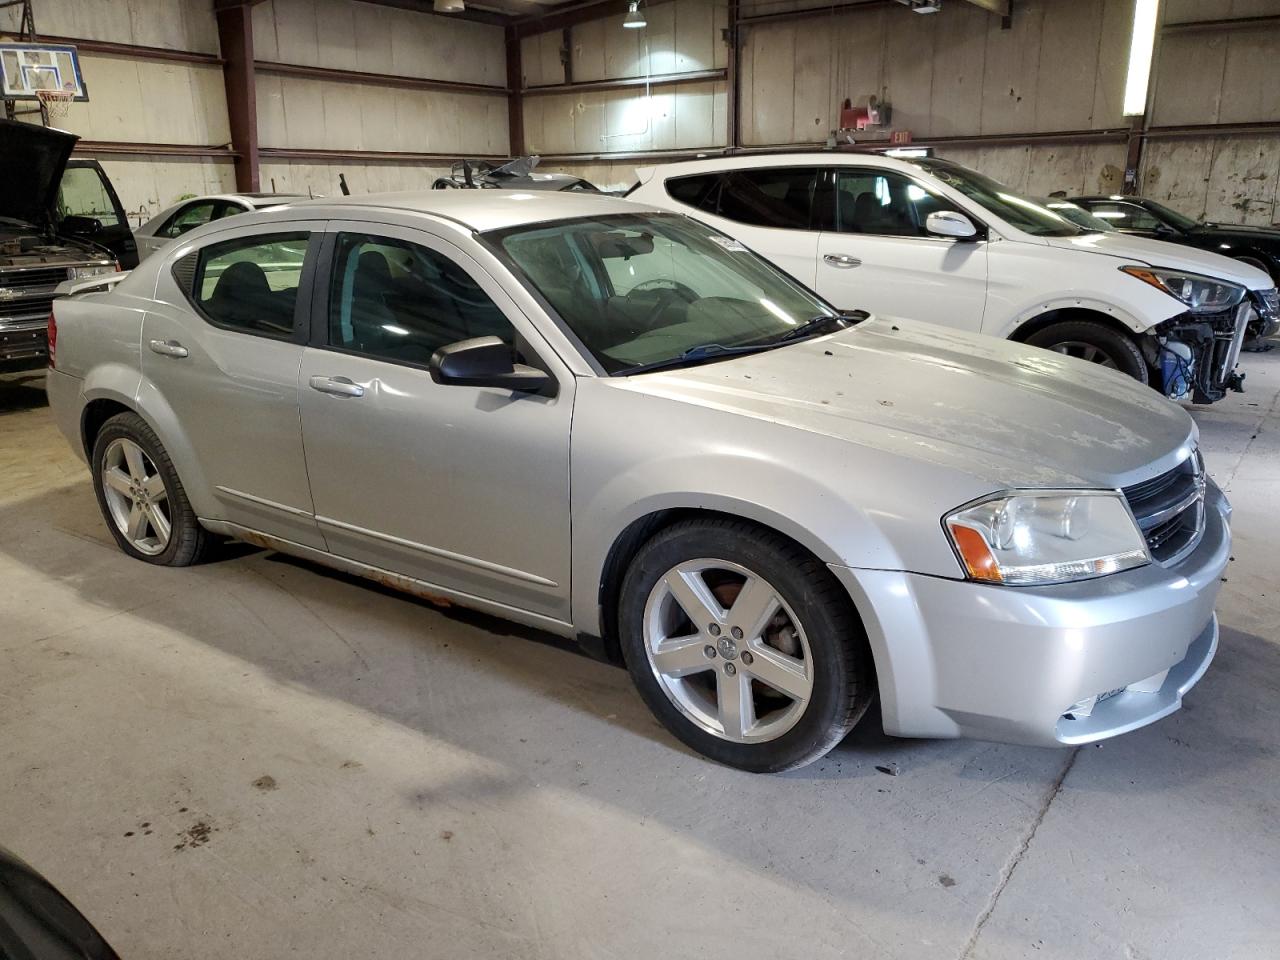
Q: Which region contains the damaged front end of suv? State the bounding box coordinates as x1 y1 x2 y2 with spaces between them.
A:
1124 265 1277 403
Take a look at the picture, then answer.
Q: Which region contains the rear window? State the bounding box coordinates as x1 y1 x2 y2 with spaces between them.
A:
667 168 820 231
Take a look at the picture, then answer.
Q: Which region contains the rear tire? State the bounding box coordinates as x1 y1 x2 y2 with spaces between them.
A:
91 412 216 566
618 517 873 772
1024 319 1149 384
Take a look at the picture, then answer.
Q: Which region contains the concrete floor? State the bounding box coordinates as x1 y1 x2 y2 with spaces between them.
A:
0 353 1277 960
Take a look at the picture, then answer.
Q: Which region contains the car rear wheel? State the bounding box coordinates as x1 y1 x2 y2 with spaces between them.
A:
1024 319 1148 384
618 518 873 772
91 412 215 566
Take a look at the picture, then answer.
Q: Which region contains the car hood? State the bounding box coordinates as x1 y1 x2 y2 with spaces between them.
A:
1041 231 1273 289
620 318 1195 490
0 118 77 228
1194 223 1280 243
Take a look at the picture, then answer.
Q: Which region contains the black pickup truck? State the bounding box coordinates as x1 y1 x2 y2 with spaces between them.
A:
1 119 125 380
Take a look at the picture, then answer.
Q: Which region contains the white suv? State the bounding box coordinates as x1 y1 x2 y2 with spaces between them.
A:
629 153 1278 404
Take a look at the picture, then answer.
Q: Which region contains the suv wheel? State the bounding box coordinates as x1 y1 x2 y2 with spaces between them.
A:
91 412 216 566
1025 319 1148 383
619 518 873 772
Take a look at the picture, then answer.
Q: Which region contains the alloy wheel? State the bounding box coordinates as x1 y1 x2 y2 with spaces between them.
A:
100 438 172 556
642 558 814 743
1048 340 1119 368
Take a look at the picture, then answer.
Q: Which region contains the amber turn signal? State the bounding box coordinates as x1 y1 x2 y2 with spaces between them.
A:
948 523 1003 583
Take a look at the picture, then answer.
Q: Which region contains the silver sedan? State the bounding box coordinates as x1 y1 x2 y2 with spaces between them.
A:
46 191 1229 771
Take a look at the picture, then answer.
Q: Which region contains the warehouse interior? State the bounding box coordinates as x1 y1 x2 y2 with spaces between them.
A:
1 0 1279 958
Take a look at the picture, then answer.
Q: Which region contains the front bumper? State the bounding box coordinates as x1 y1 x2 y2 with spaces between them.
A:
833 481 1230 747
0 317 48 375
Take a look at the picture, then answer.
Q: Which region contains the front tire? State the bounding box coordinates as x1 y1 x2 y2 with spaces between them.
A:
91 412 215 566
1024 319 1149 384
618 518 873 772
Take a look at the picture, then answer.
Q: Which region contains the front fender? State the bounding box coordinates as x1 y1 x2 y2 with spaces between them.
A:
568 381 980 634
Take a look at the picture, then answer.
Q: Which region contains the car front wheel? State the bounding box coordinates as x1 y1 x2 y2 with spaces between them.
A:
619 518 873 772
1024 319 1148 383
91 412 215 566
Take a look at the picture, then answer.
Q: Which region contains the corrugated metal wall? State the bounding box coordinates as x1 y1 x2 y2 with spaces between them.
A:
0 0 235 222
5 0 1280 223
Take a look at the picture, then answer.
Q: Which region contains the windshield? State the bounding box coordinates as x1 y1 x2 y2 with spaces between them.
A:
1143 199 1200 231
490 213 838 374
1043 199 1115 232
912 159 1082 237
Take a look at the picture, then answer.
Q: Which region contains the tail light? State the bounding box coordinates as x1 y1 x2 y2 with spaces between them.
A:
47 310 57 368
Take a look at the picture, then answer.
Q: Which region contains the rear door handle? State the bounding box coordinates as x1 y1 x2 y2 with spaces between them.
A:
148 339 188 358
823 254 862 268
309 375 365 398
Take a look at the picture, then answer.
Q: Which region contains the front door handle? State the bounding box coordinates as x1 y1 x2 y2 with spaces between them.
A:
823 254 862 268
309 375 365 398
148 339 188 358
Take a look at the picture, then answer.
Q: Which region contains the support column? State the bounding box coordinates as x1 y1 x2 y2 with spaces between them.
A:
506 25 524 157
215 0 260 192
725 0 740 151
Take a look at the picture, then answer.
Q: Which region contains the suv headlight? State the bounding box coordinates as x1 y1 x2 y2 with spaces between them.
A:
68 264 117 280
1121 265 1246 314
945 491 1150 586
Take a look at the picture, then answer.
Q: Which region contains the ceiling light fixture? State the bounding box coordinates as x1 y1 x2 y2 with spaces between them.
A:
434 0 465 12
623 1 647 29
1123 0 1159 115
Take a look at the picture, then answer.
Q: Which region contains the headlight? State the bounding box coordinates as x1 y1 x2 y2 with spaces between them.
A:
945 491 1150 586
1121 265 1245 314
68 264 117 280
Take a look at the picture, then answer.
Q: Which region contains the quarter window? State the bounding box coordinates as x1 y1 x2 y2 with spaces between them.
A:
189 231 310 338
327 233 515 367
835 170 955 237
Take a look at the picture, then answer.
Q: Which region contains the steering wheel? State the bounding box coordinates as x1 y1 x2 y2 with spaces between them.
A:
627 279 699 327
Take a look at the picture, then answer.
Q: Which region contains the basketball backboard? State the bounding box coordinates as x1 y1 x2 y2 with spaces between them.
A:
0 42 86 101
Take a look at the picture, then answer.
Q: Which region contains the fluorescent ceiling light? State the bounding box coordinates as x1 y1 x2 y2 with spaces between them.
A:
1123 0 1159 116
434 0 464 11
623 1 646 28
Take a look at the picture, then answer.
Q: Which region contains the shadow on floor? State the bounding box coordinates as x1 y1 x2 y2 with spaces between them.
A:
0 380 48 415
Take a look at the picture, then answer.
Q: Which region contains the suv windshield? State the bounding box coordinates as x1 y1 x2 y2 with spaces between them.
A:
489 213 839 374
912 159 1082 237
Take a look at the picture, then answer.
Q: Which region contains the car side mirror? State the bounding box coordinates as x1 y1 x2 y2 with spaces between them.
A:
926 211 978 240
61 215 102 237
429 336 551 393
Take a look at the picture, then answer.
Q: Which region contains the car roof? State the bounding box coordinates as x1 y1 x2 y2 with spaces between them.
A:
280 189 657 232
635 150 922 184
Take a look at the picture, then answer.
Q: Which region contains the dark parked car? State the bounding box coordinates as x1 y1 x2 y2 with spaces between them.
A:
1071 195 1280 342
0 119 119 381
0 845 120 958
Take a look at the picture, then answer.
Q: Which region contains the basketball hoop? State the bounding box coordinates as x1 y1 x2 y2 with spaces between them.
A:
36 88 74 121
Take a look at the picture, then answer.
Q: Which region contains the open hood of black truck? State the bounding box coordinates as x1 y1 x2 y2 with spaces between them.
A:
0 118 77 229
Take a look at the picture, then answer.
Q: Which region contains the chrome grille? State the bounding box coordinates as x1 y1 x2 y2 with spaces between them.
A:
1122 452 1206 564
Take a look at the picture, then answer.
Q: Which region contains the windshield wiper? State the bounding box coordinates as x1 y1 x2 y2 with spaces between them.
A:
618 342 775 376
768 314 850 345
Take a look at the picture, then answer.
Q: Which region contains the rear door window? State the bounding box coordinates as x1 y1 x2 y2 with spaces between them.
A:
185 231 311 339
714 167 820 230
